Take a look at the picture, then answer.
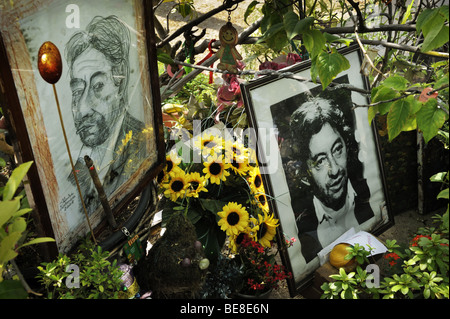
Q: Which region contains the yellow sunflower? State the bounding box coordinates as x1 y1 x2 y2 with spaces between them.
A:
162 170 189 201
217 202 249 236
248 165 264 194
202 153 230 185
254 192 270 213
229 232 247 253
228 155 250 176
158 151 183 184
186 172 208 198
224 140 248 162
194 133 223 156
255 211 279 248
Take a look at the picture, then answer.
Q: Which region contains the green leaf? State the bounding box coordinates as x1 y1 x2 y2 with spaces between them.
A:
440 5 449 20
382 76 409 91
417 7 449 52
401 0 416 24
368 105 378 124
437 188 449 200
9 217 27 233
323 32 353 46
0 280 28 299
157 51 174 65
416 99 448 143
244 0 259 25
402 116 417 132
387 97 412 141
314 49 350 89
3 161 33 201
391 284 403 292
12 208 32 218
0 232 22 264
416 9 435 34
421 25 449 52
423 287 431 299
303 29 326 59
418 8 445 36
0 197 21 228
372 86 400 115
257 20 289 52
0 158 6 167
293 16 315 37
257 22 285 44
19 237 55 249
310 56 319 83
430 172 448 183
284 11 299 41
177 3 193 18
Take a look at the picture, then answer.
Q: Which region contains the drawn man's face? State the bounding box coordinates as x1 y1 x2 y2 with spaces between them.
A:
70 47 123 147
306 122 348 211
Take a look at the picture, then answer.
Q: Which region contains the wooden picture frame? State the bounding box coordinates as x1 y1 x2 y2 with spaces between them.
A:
0 0 165 253
241 45 394 295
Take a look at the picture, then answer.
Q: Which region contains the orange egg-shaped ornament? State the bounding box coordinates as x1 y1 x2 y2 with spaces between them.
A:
38 41 62 84
329 243 356 271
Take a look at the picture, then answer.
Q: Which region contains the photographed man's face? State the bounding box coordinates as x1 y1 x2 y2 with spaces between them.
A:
307 123 348 211
70 47 123 147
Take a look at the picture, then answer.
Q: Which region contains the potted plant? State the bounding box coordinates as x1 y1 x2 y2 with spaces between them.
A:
232 234 293 298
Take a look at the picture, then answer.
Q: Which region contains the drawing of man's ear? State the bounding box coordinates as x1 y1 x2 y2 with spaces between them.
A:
113 62 129 95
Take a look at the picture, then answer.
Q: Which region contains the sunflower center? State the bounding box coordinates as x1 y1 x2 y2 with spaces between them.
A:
236 232 245 245
209 162 222 175
254 175 262 188
258 195 266 205
190 181 199 190
258 222 268 239
203 140 217 148
227 212 240 226
171 180 184 192
157 170 165 183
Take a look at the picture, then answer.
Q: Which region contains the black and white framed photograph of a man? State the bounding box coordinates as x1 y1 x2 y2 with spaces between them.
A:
272 75 376 264
241 46 393 295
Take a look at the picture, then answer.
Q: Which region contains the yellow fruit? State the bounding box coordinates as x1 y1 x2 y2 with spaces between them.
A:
329 243 356 270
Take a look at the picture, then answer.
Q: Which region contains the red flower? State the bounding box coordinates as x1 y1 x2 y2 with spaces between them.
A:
384 252 400 266
411 235 432 247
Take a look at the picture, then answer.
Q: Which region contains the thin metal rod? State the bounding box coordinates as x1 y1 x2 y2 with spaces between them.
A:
52 84 97 245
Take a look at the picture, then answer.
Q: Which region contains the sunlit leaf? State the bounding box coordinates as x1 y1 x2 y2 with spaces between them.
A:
416 98 448 143
244 0 259 25
283 11 299 40
303 29 326 59
3 161 33 201
314 49 350 89
387 97 412 141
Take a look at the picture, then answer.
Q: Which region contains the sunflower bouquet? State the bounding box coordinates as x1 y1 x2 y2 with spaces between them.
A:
158 131 281 263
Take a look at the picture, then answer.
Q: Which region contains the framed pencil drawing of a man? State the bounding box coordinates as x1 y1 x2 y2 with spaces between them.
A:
65 15 148 216
0 0 164 253
241 46 393 295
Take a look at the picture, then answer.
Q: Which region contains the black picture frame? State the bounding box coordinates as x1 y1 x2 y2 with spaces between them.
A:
241 45 394 296
0 0 165 254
